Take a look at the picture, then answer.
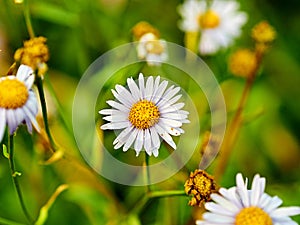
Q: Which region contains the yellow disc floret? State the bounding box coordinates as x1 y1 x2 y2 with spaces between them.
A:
128 100 160 129
229 49 258 78
235 206 272 225
252 21 276 43
0 78 29 109
199 10 220 29
146 40 165 54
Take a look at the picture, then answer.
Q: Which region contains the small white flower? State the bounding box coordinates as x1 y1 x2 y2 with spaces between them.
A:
99 73 189 157
137 33 168 66
197 173 300 225
0 65 40 142
178 0 247 55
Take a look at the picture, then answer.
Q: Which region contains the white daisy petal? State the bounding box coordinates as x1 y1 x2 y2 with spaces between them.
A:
0 109 6 142
134 130 144 156
145 76 154 100
127 77 141 101
112 88 133 107
271 207 300 218
144 129 152 156
159 118 182 128
150 127 160 150
102 114 128 122
138 73 145 99
154 124 176 149
123 128 139 152
203 212 235 223
115 84 135 103
152 81 168 103
264 196 283 213
101 121 131 130
113 126 134 146
16 64 33 82
106 100 129 112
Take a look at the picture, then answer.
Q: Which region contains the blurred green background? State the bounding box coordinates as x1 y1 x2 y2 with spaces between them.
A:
0 0 299 224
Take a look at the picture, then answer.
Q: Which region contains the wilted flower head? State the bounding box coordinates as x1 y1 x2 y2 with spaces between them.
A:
99 73 189 157
178 0 248 55
14 36 49 77
196 173 300 225
185 169 218 207
229 49 258 78
0 65 40 142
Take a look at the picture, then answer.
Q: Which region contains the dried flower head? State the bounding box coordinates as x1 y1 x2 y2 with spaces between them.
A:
132 21 160 40
229 49 258 78
252 21 276 44
14 36 49 77
185 169 218 207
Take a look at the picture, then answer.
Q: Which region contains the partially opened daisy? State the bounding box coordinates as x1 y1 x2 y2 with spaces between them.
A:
0 65 40 142
197 173 300 225
99 73 189 157
136 33 168 66
178 0 247 55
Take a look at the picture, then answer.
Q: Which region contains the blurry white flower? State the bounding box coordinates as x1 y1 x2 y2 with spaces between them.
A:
137 33 168 66
197 173 300 225
0 65 39 142
99 73 189 157
178 0 247 55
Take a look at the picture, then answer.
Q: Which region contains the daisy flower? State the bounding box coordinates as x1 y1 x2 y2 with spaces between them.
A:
136 33 168 66
197 173 300 225
99 73 189 157
0 65 40 142
178 0 248 55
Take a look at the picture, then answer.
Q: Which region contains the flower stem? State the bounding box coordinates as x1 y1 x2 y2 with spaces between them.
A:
23 0 35 38
8 135 34 224
36 76 57 151
132 190 186 215
214 51 264 182
145 154 151 192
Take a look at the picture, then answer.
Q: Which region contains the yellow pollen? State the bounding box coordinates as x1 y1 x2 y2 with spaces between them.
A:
229 49 258 78
146 41 165 54
0 78 29 109
199 10 220 29
128 100 160 129
235 207 273 225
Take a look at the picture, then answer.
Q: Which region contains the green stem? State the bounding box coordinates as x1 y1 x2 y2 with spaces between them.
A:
145 154 151 192
36 76 57 151
8 135 34 224
132 190 186 215
23 0 35 38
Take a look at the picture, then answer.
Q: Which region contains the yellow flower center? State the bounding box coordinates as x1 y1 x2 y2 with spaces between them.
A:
235 207 273 225
229 49 258 78
128 100 160 130
132 21 160 40
199 10 220 29
0 78 29 109
146 41 165 54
